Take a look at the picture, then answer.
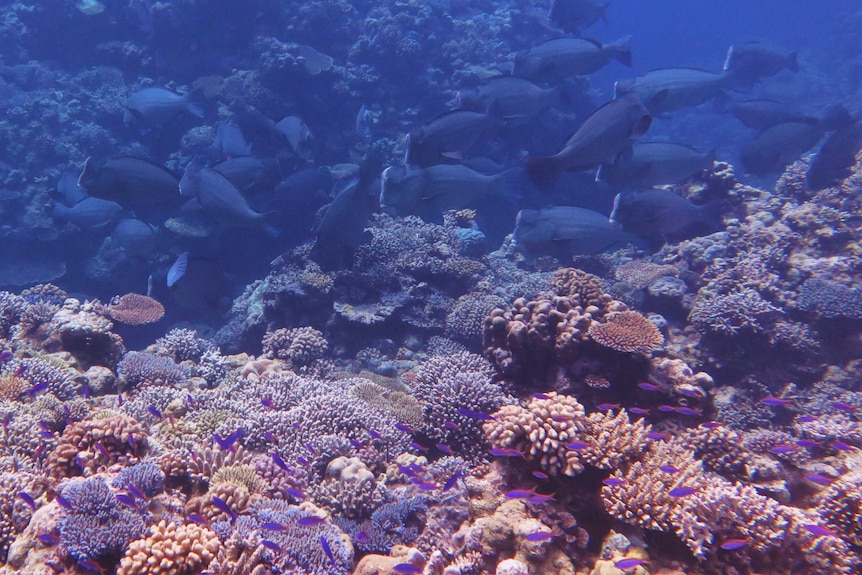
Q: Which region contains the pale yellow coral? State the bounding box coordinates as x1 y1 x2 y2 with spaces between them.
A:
118 520 220 575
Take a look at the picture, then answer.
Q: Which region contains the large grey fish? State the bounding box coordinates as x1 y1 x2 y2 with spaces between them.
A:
275 116 313 157
547 0 610 35
723 42 798 85
526 93 651 188
213 122 252 157
56 168 88 205
311 157 382 270
108 218 157 257
149 252 235 317
179 164 275 230
405 109 503 167
614 68 734 116
514 206 643 257
211 156 277 191
513 36 631 82
609 189 723 242
456 77 562 120
715 98 807 131
123 87 204 130
380 164 523 216
740 119 824 175
52 197 126 228
78 156 180 205
806 119 862 191
597 143 715 188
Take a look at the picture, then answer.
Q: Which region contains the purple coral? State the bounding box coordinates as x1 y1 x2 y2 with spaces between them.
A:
116 351 189 390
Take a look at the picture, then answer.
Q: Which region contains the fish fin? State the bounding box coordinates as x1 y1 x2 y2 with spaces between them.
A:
167 252 188 288
497 168 527 205
787 51 799 73
51 203 69 221
526 156 561 189
607 34 632 67
183 88 206 119
595 164 607 184
631 114 652 138
441 151 463 160
600 0 611 22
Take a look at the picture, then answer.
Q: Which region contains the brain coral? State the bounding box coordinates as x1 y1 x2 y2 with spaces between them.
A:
261 326 328 365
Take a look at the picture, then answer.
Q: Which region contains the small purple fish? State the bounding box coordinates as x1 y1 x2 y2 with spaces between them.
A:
550 415 570 422
668 486 697 497
614 558 648 569
213 430 243 452
146 406 162 419
305 442 317 455
505 489 536 499
39 431 54 439
320 536 337 567
186 394 196 408
13 364 26 377
596 403 619 411
489 448 524 458
525 531 554 542
393 564 422 574
657 404 678 412
115 494 139 508
95 442 110 459
637 382 661 392
81 383 90 399
796 439 820 448
128 433 137 450
719 538 749 550
37 533 58 546
443 471 463 492
443 420 460 431
532 470 549 480
285 488 305 500
409 442 428 453
435 443 453 455
261 399 274 409
659 465 680 474
77 558 104 573
831 441 854 452
0 351 12 362
455 408 496 421
647 432 670 441
394 423 414 433
187 513 207 525
832 402 855 413
533 393 552 400
629 407 650 415
700 422 722 429
297 516 326 527
211 495 236 519
415 480 438 491
26 381 50 397
116 392 123 405
263 432 276 442
271 452 289 471
355 531 369 543
55 495 73 510
349 439 365 449
127 484 146 501
804 474 834 486
261 540 283 553
804 524 838 537
17 491 36 510
678 388 704 398
769 445 796 455
797 415 817 423
602 478 625 487
760 396 791 406
262 521 286 531
565 441 590 450
398 464 416 477
528 494 555 504
368 428 383 439
676 407 701 416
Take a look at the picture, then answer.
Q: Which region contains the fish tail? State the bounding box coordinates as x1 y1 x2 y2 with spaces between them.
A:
183 88 206 119
607 35 632 67
526 156 561 189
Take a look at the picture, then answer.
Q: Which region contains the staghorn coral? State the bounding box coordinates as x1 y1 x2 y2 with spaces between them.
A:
152 328 215 363
588 310 664 354
105 293 165 325
261 326 328 365
118 519 220 575
615 260 679 290
795 277 862 318
446 292 508 345
0 471 45 563
311 456 391 519
413 352 510 459
116 351 189 391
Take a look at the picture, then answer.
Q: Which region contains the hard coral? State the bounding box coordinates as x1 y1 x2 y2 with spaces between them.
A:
105 293 165 325
118 520 220 575
588 310 664 354
261 326 328 365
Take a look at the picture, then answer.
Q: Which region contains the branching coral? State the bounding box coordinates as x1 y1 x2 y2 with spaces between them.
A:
261 326 328 365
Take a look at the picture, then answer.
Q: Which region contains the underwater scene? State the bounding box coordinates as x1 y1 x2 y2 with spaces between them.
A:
0 0 861 573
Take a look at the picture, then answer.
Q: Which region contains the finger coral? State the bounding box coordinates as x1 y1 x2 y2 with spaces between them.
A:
118 519 220 575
